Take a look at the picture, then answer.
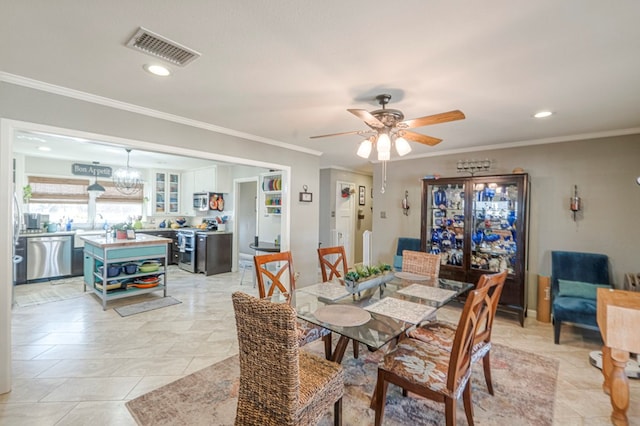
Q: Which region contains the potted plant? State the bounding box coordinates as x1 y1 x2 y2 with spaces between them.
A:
114 223 130 239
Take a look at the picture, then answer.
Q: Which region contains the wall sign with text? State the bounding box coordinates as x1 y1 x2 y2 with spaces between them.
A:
72 163 112 177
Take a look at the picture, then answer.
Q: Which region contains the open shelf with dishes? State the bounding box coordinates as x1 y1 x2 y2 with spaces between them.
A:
421 173 529 325
260 172 283 216
83 242 168 310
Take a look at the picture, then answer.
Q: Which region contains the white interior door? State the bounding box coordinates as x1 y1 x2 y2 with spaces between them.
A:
335 181 355 266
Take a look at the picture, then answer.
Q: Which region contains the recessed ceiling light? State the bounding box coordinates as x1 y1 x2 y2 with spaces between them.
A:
534 111 553 118
37 146 51 152
143 64 171 77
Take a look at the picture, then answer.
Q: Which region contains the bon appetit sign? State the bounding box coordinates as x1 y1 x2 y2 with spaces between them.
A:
72 163 112 178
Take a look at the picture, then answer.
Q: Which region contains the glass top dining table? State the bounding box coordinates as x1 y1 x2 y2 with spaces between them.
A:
291 272 474 363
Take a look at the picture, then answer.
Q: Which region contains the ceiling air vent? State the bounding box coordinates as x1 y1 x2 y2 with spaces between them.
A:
126 27 201 67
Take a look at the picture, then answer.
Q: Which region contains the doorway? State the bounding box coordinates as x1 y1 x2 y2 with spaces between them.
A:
235 178 258 258
335 181 355 266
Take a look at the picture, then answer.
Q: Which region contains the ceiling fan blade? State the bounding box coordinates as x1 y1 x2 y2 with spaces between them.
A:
401 110 465 129
403 131 442 146
347 109 385 129
309 130 368 139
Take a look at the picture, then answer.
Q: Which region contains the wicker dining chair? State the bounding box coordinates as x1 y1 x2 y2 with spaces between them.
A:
254 251 333 359
232 291 344 426
317 245 359 359
401 250 441 277
407 270 507 395
371 285 492 426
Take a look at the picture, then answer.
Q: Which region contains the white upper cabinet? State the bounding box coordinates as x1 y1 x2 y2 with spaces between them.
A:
215 165 231 193
186 165 232 194
193 167 216 193
151 170 180 215
180 170 195 216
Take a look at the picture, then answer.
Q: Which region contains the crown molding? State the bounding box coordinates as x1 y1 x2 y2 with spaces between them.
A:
379 127 640 163
0 72 323 157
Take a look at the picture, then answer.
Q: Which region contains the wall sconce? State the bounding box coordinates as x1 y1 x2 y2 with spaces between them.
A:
402 190 410 216
457 159 491 175
570 185 581 221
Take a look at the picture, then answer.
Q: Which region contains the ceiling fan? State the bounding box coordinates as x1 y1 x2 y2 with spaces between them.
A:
310 94 465 160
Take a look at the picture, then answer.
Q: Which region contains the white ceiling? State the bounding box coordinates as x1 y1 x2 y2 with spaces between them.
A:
3 1 640 173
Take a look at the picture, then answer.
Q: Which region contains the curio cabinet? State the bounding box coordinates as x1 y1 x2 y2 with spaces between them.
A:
420 174 529 325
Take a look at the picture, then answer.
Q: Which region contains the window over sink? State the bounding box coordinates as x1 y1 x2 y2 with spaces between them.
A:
27 176 143 225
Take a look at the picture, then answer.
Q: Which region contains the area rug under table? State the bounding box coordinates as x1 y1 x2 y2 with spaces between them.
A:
126 343 558 426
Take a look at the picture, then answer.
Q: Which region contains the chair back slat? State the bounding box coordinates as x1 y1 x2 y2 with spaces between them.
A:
447 285 491 393
254 252 296 302
318 246 348 282
473 270 507 345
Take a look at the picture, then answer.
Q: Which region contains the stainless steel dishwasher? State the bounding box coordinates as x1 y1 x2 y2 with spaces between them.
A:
27 236 72 280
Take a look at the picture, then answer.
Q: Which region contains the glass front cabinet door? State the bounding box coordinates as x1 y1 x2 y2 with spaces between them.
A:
153 171 180 215
421 174 529 326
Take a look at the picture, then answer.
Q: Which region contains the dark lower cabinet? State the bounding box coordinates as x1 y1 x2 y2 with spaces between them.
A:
72 247 84 276
14 237 27 284
197 233 232 276
137 230 178 265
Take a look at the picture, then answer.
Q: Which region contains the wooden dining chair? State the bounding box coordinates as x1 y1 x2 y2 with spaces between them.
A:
317 246 348 282
254 251 333 359
407 270 507 395
401 250 441 277
317 245 359 359
371 284 492 426
232 291 344 426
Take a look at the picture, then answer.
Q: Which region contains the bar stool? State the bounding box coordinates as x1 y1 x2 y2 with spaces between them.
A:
238 252 255 287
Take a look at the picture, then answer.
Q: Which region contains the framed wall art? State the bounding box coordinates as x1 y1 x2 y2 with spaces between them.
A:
359 186 366 206
299 192 312 202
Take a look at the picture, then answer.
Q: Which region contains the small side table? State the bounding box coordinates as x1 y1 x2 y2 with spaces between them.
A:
597 288 640 426
249 242 281 253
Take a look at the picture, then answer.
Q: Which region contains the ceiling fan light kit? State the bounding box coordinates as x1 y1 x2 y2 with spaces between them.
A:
394 136 412 156
311 94 465 193
356 138 373 158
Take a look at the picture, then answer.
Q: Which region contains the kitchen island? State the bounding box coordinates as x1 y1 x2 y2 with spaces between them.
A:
80 234 172 310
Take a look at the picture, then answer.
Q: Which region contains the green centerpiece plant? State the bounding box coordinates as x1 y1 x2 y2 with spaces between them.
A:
114 222 131 239
343 263 393 293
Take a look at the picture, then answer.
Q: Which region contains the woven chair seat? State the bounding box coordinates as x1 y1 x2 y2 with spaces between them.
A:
409 321 491 363
297 351 344 423
382 337 471 400
297 319 332 347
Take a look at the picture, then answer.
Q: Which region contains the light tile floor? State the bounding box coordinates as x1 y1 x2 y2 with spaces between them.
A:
2 267 639 425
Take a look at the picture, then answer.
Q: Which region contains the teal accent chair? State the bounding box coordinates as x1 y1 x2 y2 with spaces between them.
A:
393 238 421 271
551 251 611 344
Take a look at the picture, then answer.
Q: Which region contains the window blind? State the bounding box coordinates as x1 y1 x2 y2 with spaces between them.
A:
28 176 143 204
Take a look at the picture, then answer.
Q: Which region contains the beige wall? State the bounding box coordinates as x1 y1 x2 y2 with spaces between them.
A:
371 134 640 312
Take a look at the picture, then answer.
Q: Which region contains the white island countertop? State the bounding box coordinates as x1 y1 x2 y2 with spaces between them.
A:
79 233 172 248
